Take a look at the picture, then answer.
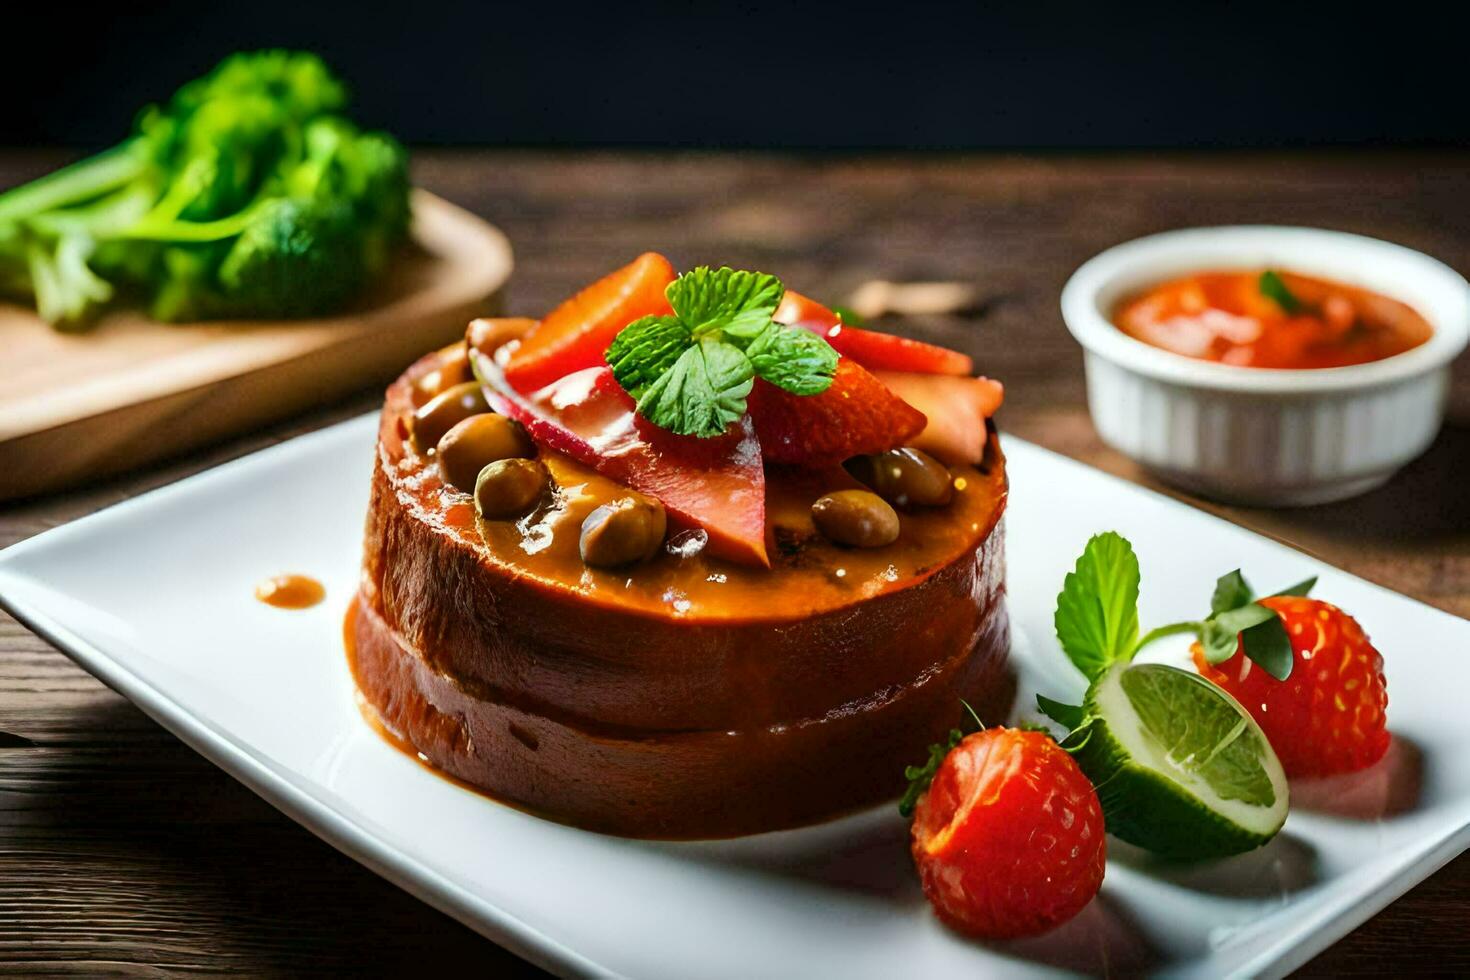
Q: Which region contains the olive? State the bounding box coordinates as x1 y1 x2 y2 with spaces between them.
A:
811 490 900 548
579 495 667 567
411 381 488 455
474 458 549 518
846 448 953 508
437 414 535 492
415 343 472 403
467 317 538 357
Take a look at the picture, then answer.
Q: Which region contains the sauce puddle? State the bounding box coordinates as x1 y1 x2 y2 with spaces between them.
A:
254 574 326 609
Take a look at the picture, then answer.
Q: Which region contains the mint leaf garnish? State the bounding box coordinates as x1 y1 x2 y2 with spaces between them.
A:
1054 531 1141 681
1259 270 1302 314
746 322 839 395
606 315 691 397
605 266 837 438
636 339 753 438
667 266 784 339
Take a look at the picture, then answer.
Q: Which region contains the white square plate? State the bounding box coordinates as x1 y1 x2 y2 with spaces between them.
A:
1 416 1466 979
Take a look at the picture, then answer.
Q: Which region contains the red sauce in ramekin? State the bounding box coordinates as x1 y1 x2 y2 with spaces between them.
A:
1114 270 1432 369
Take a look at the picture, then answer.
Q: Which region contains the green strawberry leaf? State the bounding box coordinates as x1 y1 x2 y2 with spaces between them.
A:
1240 615 1295 681
1271 576 1318 598
1211 569 1254 615
1195 573 1314 676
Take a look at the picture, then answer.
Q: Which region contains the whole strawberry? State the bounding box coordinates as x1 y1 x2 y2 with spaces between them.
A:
1194 595 1389 777
909 727 1105 939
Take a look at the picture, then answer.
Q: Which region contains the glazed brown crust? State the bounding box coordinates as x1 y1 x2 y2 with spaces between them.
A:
353 348 1014 837
349 595 1013 838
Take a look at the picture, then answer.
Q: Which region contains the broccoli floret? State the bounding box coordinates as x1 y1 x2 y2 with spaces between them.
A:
167 50 347 124
213 198 366 319
0 49 409 329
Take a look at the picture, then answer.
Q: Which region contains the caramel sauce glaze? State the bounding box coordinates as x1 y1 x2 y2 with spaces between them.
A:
254 573 325 609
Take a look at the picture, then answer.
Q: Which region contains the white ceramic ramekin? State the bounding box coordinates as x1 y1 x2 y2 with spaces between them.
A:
1061 226 1470 505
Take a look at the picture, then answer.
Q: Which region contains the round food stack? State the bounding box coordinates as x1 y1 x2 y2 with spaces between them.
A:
350 344 1013 838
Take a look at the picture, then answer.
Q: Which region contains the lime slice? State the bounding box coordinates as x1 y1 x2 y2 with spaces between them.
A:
1072 662 1289 859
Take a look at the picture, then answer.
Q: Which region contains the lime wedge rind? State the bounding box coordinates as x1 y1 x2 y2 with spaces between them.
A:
1072 662 1289 859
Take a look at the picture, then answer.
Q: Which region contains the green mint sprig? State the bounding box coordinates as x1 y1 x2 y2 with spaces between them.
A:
1258 269 1302 315
605 266 838 438
1039 532 1316 729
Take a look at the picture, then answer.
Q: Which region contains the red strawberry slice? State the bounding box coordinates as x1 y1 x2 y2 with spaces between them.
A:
773 289 843 332
776 289 974 375
828 323 974 375
474 348 769 567
505 252 677 393
1194 596 1389 778
873 371 1004 466
747 359 927 466
911 728 1106 939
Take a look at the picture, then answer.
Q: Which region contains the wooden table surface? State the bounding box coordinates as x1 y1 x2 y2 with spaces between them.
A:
2 150 1466 977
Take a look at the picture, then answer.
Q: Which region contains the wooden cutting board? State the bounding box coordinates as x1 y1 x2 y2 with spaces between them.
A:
0 189 512 501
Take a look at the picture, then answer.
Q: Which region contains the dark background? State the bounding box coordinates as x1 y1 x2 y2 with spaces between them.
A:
3 1 1464 151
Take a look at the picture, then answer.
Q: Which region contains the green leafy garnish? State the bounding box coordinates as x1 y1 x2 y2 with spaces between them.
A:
898 700 983 818
605 266 838 438
1258 270 1302 315
1036 693 1087 730
634 339 755 439
1181 570 1316 680
1054 532 1141 681
1048 531 1315 684
605 315 694 395
666 266 784 339
1034 536 1298 858
746 321 840 395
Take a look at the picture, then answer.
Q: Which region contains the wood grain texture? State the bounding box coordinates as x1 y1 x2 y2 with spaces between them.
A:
2 149 1468 977
0 190 512 502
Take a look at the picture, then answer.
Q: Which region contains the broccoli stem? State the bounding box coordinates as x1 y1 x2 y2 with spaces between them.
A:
113 204 264 243
0 142 148 225
26 183 156 237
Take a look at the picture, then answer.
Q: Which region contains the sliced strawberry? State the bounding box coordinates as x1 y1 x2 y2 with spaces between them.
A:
774 289 842 332
873 371 1004 466
748 359 927 466
775 289 974 375
504 252 677 392
827 324 974 376
474 348 768 567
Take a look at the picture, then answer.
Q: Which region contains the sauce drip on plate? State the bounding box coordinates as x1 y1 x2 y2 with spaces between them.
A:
1114 270 1432 369
254 574 326 609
